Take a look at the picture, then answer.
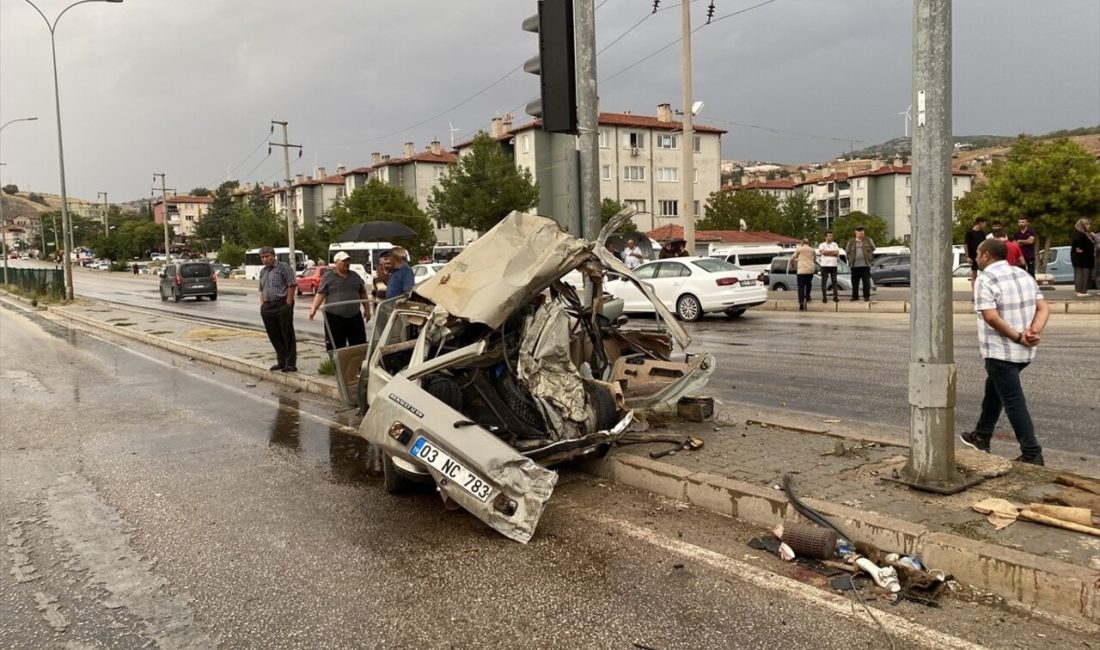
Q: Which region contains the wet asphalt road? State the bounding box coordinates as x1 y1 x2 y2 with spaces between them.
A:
1 301 1086 649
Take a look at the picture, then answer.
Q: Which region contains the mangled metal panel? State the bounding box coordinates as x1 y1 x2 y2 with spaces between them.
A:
415 212 591 329
517 301 588 439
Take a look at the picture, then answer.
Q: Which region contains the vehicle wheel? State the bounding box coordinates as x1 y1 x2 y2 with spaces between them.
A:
585 381 619 433
173 289 181 303
209 293 217 301
159 288 167 302
381 453 418 495
496 375 545 430
772 283 788 291
725 308 746 319
675 294 703 322
424 375 463 410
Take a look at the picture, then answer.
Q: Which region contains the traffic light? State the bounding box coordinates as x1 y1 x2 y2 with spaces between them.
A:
522 0 577 134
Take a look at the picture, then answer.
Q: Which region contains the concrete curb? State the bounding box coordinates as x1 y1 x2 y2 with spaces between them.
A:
581 452 1098 626
46 305 341 401
761 298 1095 314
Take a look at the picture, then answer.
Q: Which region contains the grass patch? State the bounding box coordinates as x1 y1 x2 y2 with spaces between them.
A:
945 519 990 541
317 356 335 376
184 327 266 342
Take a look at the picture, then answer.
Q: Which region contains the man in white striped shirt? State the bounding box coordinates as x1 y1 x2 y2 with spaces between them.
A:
960 239 1050 465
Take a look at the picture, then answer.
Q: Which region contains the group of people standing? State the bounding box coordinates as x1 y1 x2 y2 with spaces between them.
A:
964 216 1099 297
786 227 870 310
256 244 416 372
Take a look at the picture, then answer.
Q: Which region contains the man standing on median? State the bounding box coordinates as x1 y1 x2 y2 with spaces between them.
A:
309 251 369 351
258 246 297 373
960 239 1050 466
788 238 816 311
384 247 415 299
817 230 840 303
844 226 875 302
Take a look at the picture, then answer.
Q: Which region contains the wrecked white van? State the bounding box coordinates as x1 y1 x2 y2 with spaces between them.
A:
335 210 715 543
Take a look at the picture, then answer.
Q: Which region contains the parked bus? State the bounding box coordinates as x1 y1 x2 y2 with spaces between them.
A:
244 247 306 280
432 244 466 264
327 241 394 282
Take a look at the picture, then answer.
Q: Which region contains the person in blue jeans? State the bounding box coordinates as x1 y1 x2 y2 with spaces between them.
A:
960 239 1051 465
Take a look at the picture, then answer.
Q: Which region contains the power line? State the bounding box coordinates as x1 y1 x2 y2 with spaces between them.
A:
705 116 870 146
200 132 271 189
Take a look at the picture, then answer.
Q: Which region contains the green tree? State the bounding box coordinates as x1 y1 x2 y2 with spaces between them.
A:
247 185 268 217
189 187 211 197
698 190 783 233
2 184 17 195
780 191 819 240
956 137 1100 259
217 242 245 267
829 211 889 248
427 131 539 233
325 179 435 258
294 222 329 264
88 232 134 264
599 198 635 234
27 192 47 205
194 183 238 250
238 203 286 248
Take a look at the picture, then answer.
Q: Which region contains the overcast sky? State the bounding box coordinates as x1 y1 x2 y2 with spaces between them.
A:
1 0 1097 204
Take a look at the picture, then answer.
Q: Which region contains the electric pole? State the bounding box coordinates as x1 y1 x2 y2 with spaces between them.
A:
900 0 973 494
153 174 175 263
681 0 695 254
98 191 108 236
575 0 600 241
270 120 302 268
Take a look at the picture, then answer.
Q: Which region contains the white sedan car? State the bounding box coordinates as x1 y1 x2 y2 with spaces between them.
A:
411 263 446 285
605 256 768 321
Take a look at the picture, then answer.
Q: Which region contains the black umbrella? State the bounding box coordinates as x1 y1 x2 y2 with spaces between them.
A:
336 221 416 242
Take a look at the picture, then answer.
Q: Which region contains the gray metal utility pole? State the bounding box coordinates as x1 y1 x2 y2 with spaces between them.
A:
902 0 972 493
153 174 174 263
270 120 301 268
681 0 695 253
98 191 108 236
575 0 600 241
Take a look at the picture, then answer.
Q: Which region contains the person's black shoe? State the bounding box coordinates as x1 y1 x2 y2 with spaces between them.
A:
959 431 990 453
1013 454 1045 466
822 298 827 304
282 366 297 373
833 298 840 303
850 297 859 302
269 364 284 371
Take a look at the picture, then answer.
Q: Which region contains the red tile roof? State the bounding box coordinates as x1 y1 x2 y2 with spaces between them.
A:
375 150 457 166
298 175 346 186
644 224 799 245
795 172 849 187
456 111 726 148
155 195 213 205
731 179 798 191
846 164 977 179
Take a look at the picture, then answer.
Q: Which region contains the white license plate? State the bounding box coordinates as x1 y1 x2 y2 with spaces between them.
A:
740 280 756 286
409 437 493 502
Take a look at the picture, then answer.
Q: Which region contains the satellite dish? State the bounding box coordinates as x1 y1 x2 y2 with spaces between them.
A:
691 101 705 116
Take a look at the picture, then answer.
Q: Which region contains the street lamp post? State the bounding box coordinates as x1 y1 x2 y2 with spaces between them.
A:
0 117 40 285
24 0 124 300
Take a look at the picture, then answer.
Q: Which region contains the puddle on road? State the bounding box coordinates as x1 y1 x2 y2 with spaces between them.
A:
267 397 382 483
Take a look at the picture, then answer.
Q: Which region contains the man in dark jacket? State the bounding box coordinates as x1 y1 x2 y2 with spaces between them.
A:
844 227 875 301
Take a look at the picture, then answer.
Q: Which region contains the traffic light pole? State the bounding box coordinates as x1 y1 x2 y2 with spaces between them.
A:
575 0 599 241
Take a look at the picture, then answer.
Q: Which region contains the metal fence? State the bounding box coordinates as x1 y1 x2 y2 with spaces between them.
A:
1 267 65 299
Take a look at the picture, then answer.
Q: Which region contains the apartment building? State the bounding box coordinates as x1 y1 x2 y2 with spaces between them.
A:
847 164 975 242
152 195 212 240
725 178 799 205
796 172 851 229
463 104 726 235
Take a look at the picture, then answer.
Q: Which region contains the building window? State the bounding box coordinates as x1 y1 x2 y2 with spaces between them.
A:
905 176 911 187
185 215 193 222
856 197 864 210
693 135 701 153
600 164 611 180
623 166 645 181
693 200 700 217
522 134 530 154
693 168 698 184
952 176 958 186
906 195 911 205
598 129 609 148
856 179 864 189
624 131 645 150
659 200 678 217
434 166 445 180
656 134 678 149
656 167 678 182
625 199 646 214
435 218 445 229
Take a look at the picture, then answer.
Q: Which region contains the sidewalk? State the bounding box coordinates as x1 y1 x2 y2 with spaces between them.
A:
15 295 1100 627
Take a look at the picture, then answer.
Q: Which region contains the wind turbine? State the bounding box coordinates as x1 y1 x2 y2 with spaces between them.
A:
448 122 461 149
896 104 913 138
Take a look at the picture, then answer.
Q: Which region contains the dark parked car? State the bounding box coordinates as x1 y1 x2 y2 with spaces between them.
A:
159 262 218 302
869 254 911 286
